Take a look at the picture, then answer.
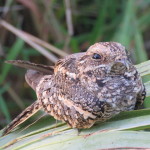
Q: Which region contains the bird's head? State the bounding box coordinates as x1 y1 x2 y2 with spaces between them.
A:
77 42 131 78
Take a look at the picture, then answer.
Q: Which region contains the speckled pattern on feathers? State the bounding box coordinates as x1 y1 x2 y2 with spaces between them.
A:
2 42 146 136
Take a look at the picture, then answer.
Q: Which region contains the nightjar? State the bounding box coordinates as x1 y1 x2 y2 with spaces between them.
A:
2 42 146 136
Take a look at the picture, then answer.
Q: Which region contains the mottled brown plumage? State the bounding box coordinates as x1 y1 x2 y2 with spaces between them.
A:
2 42 145 136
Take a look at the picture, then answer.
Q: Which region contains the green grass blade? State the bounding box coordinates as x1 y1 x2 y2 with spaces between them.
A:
138 11 150 31
89 0 108 43
0 38 24 84
113 0 133 47
133 16 148 64
0 95 11 123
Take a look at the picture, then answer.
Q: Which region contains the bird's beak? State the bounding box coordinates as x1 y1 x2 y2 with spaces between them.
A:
116 59 130 71
110 58 130 74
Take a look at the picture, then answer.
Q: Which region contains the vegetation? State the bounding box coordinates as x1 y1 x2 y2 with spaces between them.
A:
0 0 150 149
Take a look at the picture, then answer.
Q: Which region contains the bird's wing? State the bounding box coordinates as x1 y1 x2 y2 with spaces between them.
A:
5 60 54 90
5 60 54 74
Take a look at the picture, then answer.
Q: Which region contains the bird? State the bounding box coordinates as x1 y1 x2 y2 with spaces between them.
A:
2 42 146 136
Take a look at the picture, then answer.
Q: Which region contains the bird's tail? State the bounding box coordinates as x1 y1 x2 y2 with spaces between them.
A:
2 101 41 136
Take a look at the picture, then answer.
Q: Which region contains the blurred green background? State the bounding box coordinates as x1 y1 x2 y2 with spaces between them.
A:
0 0 150 130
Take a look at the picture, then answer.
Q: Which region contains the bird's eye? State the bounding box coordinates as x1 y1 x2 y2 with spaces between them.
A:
92 53 102 59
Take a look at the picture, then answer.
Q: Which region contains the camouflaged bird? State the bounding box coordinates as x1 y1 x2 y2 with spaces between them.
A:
2 42 146 136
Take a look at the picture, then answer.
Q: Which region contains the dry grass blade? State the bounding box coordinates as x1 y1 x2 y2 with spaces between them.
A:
63 0 74 51
7 86 25 110
0 20 58 63
23 32 68 57
64 0 74 36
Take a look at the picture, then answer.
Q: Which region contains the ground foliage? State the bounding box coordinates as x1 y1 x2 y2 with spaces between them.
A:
0 0 150 149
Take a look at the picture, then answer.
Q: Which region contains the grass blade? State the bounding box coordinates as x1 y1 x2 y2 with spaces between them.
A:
0 95 11 123
0 38 24 84
0 20 58 62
